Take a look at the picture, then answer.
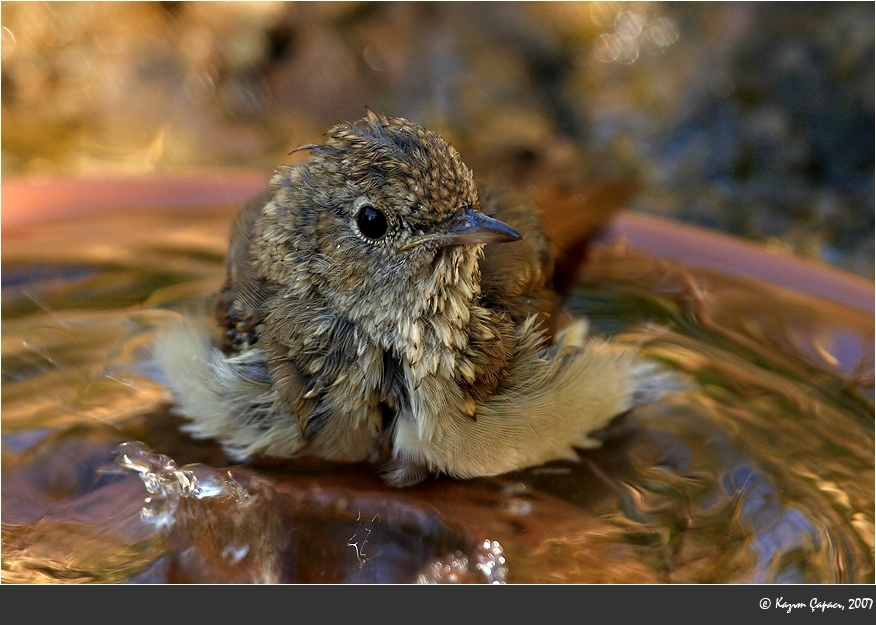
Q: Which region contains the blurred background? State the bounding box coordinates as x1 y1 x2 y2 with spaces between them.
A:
2 1 873 278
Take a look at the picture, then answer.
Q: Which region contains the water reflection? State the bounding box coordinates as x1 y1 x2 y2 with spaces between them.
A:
1 203 873 583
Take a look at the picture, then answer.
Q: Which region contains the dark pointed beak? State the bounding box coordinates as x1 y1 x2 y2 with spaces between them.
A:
399 207 521 251
440 208 522 246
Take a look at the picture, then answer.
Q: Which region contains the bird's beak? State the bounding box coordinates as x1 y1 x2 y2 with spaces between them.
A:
400 207 521 251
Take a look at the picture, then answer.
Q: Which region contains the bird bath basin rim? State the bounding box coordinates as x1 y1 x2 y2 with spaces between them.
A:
2 172 873 314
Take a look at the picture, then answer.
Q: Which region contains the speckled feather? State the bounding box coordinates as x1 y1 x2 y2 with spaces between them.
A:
154 111 685 486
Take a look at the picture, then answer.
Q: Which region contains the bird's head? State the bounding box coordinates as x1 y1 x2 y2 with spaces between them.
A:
254 110 520 355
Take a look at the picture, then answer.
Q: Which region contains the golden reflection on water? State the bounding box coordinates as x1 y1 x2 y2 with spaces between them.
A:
1 203 873 583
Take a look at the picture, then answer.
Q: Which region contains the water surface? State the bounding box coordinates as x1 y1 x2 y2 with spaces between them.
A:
2 203 873 583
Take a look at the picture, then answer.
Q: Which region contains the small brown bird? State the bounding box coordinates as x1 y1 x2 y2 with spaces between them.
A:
154 110 684 486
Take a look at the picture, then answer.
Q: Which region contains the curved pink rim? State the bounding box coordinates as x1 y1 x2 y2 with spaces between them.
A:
3 174 873 314
1 171 270 223
604 212 874 314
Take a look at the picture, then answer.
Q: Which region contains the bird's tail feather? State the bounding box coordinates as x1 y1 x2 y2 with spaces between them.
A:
152 317 301 459
388 316 690 484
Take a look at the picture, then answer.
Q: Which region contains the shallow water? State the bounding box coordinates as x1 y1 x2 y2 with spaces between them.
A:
2 204 873 583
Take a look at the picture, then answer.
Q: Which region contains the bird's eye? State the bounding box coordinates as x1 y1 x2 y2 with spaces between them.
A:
356 204 389 241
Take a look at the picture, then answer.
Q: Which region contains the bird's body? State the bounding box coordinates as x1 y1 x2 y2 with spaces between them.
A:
154 111 683 486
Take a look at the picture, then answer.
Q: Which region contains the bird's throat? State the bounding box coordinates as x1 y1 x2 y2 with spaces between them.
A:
399 245 485 385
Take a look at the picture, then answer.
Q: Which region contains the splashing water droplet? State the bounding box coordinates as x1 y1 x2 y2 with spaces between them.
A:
112 442 261 529
190 468 233 498
141 496 175 529
417 550 472 584
113 441 154 474
474 539 508 584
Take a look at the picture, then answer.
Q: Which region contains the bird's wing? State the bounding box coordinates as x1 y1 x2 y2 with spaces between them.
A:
478 187 559 338
215 190 274 353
